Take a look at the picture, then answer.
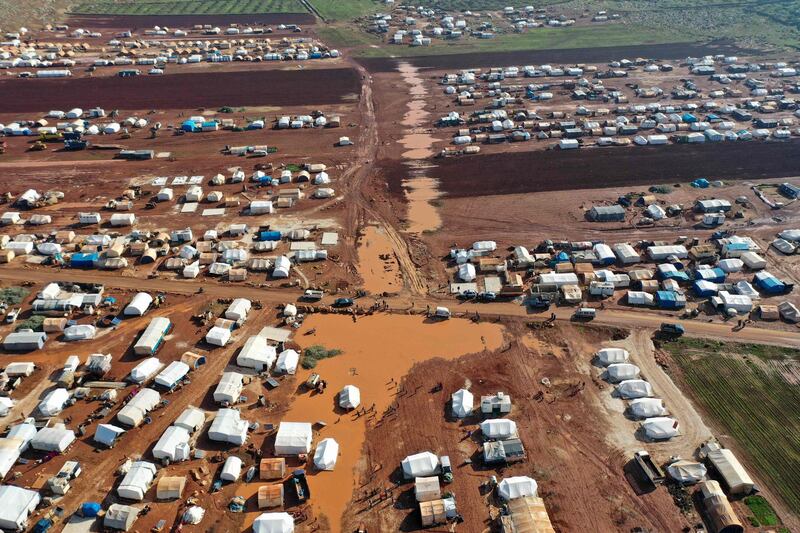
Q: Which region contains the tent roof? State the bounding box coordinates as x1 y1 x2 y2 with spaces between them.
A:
338 385 361 409
253 512 294 533
498 476 538 500
313 438 339 471
451 388 473 417
401 451 439 477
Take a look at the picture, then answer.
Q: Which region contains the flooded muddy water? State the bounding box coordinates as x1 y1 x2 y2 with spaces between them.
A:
356 225 402 295
396 61 442 233
275 313 505 532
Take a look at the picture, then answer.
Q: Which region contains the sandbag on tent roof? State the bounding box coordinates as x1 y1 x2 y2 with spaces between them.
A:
95 423 125 447
338 385 360 410
616 379 653 399
641 417 679 440
596 348 629 366
130 357 163 383
606 363 640 383
276 349 299 374
253 512 295 533
451 388 473 418
480 418 518 440
628 398 667 419
38 387 70 416
313 438 339 471
31 424 75 452
401 451 440 479
498 476 538 500
667 460 707 484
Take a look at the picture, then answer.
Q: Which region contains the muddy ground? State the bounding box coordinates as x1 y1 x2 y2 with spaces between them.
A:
395 140 800 198
0 67 361 112
342 321 708 533
66 13 317 29
357 40 749 73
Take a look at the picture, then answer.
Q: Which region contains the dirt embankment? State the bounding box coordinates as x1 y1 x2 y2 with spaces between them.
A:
343 321 695 533
66 13 317 29
408 140 800 198
0 67 361 112
357 40 749 73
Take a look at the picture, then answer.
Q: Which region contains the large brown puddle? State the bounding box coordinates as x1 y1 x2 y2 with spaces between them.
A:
396 61 442 234
271 313 504 532
356 225 403 295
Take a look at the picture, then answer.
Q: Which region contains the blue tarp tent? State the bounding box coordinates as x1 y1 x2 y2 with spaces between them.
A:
693 280 718 297
71 252 98 268
258 231 281 241
656 291 686 309
690 178 710 188
81 502 101 517
682 113 697 123
754 273 787 295
181 120 200 132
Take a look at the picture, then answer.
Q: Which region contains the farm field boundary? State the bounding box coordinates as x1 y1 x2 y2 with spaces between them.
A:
71 0 307 16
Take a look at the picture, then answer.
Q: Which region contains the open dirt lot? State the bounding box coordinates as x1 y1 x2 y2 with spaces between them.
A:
342 321 707 532
0 67 361 112
66 13 317 29
420 141 800 198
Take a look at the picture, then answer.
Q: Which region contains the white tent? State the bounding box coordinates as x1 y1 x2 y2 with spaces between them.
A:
629 398 667 419
606 363 640 383
154 361 190 389
208 408 248 446
667 460 707 484
401 451 439 479
0 485 40 531
213 372 244 404
0 397 13 417
458 263 476 282
253 512 295 533
275 422 312 455
38 388 70 416
64 324 96 341
206 326 231 347
237 336 277 371
596 348 629 366
616 379 653 399
31 425 75 452
118 461 157 501
497 476 538 500
225 299 251 321
451 388 473 418
95 423 126 447
0 440 22 478
221 456 243 482
272 256 292 278
641 417 679 440
153 426 191 462
338 385 361 410
276 349 299 374
6 422 36 451
313 438 339 471
480 418 518 440
124 293 153 316
130 357 163 383
117 388 160 426
174 407 205 433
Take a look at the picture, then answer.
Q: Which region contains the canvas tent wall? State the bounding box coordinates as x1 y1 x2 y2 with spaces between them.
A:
313 438 339 471
641 417 679 440
95 423 125 447
133 317 171 355
0 485 40 531
31 425 75 452
702 443 754 495
628 398 667 419
213 372 244 404
221 455 243 481
38 387 70 416
616 379 653 399
276 349 299 374
153 426 191 462
401 451 440 479
236 336 276 371
154 361 190 389
480 418 518 440
104 503 139 531
253 513 295 533
174 407 205 433
498 476 538 500
225 298 251 321
130 357 163 383
274 422 312 455
124 293 153 316
118 461 157 501
606 363 640 383
208 408 248 445
414 476 441 502
117 388 160 426
596 348 629 366
451 388 473 418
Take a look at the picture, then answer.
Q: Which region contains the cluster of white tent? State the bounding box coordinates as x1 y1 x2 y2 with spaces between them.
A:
597 347 678 440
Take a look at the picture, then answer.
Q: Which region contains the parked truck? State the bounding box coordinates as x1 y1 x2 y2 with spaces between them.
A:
634 451 665 486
